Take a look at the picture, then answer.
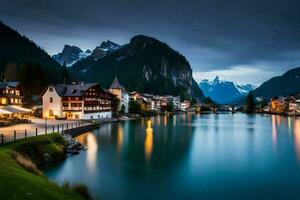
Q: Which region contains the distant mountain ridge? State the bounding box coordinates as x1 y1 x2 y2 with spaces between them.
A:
52 45 91 66
199 76 255 104
254 66 300 100
70 35 205 100
53 41 121 66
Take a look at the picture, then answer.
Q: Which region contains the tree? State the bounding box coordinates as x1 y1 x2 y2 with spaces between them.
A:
4 62 19 81
190 98 197 106
111 97 120 113
61 62 70 84
129 100 142 114
205 97 217 106
120 104 126 114
246 91 255 113
165 101 173 112
19 62 48 106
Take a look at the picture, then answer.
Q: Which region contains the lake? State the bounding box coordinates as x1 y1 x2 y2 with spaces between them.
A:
44 114 300 200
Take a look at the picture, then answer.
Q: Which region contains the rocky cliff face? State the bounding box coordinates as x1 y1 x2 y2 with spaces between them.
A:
52 45 91 66
71 35 204 100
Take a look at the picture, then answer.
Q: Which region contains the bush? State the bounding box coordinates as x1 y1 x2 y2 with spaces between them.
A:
62 182 94 200
129 100 142 114
72 184 93 200
12 151 43 176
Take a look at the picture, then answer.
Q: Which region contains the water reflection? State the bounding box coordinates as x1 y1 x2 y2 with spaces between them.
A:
77 132 98 172
145 120 153 163
272 115 277 148
294 119 300 160
163 115 167 126
45 114 300 200
116 125 123 154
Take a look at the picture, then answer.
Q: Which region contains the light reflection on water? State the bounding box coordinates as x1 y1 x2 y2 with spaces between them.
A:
144 120 153 163
294 119 300 160
116 126 123 154
44 114 300 200
272 115 277 148
77 132 98 172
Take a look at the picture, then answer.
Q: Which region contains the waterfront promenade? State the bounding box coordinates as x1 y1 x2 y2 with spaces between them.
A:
0 118 91 143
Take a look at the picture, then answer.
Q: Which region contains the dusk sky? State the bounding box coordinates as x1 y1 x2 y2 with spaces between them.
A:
1 0 300 85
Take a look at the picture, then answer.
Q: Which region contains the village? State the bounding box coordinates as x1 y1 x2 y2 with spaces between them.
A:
0 77 195 143
0 77 299 125
261 95 300 115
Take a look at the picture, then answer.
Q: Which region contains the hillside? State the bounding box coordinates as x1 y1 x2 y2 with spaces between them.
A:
0 21 64 96
71 35 204 100
254 67 300 100
0 134 85 200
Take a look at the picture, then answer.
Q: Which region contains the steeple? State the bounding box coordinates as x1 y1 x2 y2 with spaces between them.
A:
110 77 125 91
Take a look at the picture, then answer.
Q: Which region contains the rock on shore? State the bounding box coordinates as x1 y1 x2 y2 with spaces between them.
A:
62 134 86 155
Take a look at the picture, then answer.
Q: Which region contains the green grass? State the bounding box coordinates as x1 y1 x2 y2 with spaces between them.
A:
0 134 85 200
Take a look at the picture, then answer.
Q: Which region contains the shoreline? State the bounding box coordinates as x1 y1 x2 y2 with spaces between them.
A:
0 134 86 200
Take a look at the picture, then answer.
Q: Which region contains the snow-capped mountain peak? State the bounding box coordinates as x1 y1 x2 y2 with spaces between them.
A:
52 45 91 67
235 84 255 95
89 40 121 60
52 40 121 66
199 76 255 104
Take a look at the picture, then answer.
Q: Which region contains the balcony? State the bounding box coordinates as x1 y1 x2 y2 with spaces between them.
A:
63 107 82 111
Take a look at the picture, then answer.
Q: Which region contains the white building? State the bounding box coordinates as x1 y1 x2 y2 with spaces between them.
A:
289 99 300 114
41 82 113 120
109 77 129 113
173 96 181 110
180 100 191 111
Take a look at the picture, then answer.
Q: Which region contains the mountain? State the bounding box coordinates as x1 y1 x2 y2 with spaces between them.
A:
199 76 255 104
89 40 121 60
0 21 64 96
52 45 91 66
236 84 255 95
53 41 120 65
71 35 205 101
254 67 300 100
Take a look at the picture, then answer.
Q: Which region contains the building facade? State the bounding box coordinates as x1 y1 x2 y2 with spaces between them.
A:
0 82 24 106
42 82 112 120
180 100 191 111
109 78 129 113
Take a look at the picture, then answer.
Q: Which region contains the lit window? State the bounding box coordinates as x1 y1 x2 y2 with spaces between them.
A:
49 110 54 116
1 98 7 104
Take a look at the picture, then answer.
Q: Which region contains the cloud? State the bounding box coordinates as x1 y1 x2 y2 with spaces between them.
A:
1 0 300 85
193 64 284 86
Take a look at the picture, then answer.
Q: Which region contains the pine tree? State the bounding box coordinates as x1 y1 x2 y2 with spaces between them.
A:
246 91 255 113
4 62 19 81
61 62 70 84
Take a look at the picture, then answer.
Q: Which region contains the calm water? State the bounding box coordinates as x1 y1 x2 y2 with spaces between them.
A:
44 114 300 200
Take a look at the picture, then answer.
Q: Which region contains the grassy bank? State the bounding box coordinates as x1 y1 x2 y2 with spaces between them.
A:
0 134 85 200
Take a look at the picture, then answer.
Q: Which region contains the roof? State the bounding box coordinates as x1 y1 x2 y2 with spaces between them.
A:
42 82 100 97
110 77 125 91
0 108 12 114
0 81 20 89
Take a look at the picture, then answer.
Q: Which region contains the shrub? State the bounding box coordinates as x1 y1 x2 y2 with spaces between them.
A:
62 182 94 200
12 151 43 176
72 183 93 200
